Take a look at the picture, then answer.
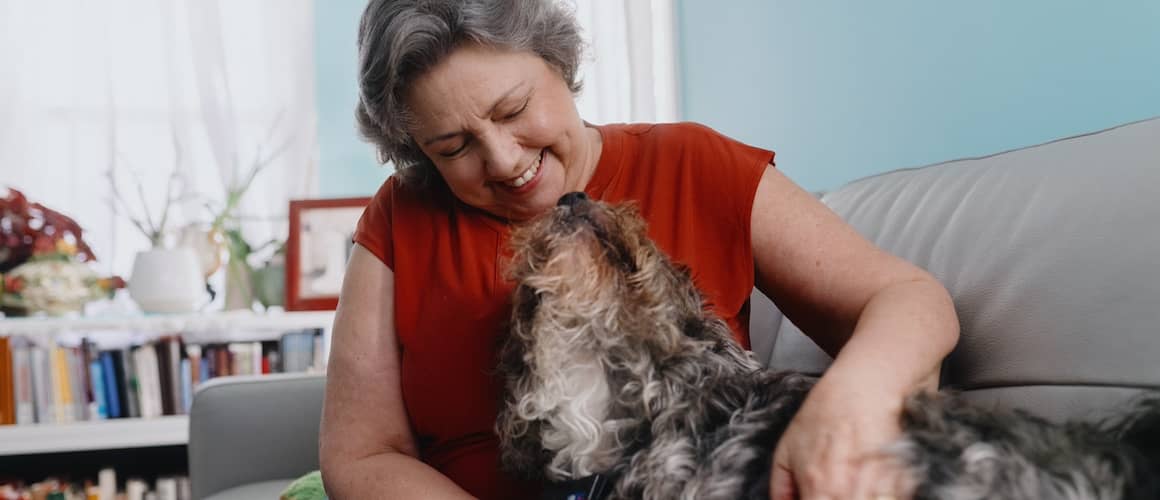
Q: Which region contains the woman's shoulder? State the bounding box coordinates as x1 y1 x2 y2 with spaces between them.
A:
601 121 764 158
366 171 456 216
599 120 726 141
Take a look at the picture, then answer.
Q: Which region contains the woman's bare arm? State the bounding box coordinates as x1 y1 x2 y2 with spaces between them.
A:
319 244 476 499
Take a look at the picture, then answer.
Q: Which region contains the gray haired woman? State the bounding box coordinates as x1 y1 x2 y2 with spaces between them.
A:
319 1 959 499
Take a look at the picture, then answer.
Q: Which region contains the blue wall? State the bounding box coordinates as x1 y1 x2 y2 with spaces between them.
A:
676 1 1160 192
315 0 391 197
316 2 1160 195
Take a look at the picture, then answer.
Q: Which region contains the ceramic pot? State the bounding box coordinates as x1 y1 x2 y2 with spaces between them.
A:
128 248 205 314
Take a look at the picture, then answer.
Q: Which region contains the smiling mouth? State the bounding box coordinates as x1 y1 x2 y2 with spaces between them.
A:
503 149 544 188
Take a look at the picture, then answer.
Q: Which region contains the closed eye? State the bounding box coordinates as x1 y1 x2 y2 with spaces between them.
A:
501 98 529 121
439 137 471 158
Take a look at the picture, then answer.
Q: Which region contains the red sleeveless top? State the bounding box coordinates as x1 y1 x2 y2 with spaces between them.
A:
353 122 774 499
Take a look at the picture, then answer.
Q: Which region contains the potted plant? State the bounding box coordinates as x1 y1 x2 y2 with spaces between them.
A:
108 169 206 314
0 188 126 316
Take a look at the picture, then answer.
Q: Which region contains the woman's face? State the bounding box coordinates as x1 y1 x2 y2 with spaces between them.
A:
406 44 601 221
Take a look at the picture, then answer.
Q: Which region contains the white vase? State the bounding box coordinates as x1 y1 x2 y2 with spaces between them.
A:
128 247 206 314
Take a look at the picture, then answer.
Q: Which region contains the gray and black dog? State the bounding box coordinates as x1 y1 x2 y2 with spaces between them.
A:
496 192 1160 500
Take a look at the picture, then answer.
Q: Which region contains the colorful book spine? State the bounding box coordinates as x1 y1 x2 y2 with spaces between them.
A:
12 341 35 424
49 346 72 423
179 358 192 414
100 352 121 419
89 359 108 420
31 346 52 423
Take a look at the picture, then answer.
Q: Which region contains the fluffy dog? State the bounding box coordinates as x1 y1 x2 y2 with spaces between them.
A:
496 192 1160 500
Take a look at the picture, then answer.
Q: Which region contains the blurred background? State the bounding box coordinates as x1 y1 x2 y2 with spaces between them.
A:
1 0 1158 296
0 1 1157 495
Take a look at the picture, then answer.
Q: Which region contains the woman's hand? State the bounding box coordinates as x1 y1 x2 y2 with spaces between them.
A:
769 372 915 500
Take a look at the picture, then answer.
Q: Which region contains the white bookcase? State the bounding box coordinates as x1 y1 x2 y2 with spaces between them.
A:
0 310 334 459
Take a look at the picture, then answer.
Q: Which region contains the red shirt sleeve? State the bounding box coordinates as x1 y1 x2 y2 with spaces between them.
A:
353 176 397 269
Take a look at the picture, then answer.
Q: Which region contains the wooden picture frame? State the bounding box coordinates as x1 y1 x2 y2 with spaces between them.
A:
285 197 371 311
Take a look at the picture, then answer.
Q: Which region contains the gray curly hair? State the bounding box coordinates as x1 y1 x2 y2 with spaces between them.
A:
356 0 585 188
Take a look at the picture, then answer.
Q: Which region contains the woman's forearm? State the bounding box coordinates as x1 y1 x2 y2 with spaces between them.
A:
824 277 960 396
322 451 476 500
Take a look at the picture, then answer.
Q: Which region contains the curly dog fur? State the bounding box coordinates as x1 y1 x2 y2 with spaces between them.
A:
496 192 1160 500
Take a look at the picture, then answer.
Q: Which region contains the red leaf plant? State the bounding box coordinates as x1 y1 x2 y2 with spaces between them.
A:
1 187 97 273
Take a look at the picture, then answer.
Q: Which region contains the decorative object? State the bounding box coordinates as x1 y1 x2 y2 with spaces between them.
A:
107 169 189 249
108 169 211 313
178 223 227 279
1 188 96 272
203 124 288 311
285 198 369 311
127 247 206 314
0 188 124 316
1 259 125 316
252 244 286 309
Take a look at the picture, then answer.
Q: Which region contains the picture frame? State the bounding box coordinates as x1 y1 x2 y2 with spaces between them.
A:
285 197 371 311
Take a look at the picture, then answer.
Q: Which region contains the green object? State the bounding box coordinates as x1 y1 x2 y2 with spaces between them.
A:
252 262 286 308
280 470 328 500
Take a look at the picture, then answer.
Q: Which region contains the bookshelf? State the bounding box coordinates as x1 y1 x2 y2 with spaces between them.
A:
0 309 336 340
0 309 334 495
0 415 187 455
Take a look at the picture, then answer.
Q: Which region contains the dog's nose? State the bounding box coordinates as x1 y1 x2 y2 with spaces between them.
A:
557 192 588 207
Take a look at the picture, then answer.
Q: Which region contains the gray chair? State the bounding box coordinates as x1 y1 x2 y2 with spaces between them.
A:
188 373 326 500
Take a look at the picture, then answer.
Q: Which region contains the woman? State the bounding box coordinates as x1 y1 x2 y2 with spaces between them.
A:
319 1 960 499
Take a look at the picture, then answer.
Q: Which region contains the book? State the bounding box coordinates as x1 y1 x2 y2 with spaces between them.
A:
312 332 326 372
50 345 74 423
133 344 163 419
213 343 231 377
80 338 101 419
0 337 13 425
120 346 141 419
185 344 201 389
88 358 108 420
228 343 251 377
110 349 133 419
11 339 35 424
98 468 116 500
154 339 174 416
156 476 178 500
66 346 87 421
126 478 148 500
164 337 183 415
263 340 281 374
281 330 316 373
179 358 192 414
31 345 52 423
250 341 262 376
99 351 121 419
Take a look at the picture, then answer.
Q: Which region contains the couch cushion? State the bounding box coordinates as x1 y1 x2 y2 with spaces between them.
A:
757 117 1160 409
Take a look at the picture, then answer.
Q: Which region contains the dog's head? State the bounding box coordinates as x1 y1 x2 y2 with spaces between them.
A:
499 192 758 481
506 192 708 354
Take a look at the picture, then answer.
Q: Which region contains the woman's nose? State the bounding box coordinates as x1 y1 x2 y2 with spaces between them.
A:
480 129 523 178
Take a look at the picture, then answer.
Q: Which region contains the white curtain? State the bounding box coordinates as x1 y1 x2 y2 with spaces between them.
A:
571 0 679 125
0 0 317 278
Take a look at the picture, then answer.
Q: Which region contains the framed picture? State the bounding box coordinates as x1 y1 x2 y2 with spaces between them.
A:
285 197 371 311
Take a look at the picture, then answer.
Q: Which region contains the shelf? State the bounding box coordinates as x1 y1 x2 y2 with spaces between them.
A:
0 416 188 456
0 310 335 338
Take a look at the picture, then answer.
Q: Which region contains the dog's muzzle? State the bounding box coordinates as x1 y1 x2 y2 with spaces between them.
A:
557 191 589 207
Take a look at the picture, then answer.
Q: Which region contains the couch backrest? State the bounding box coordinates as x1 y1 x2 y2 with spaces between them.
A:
751 116 1160 422
189 373 326 499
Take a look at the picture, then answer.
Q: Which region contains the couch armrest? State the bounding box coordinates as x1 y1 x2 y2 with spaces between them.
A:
188 373 326 499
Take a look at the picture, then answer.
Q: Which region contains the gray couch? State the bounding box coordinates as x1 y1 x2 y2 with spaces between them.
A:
189 116 1160 499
